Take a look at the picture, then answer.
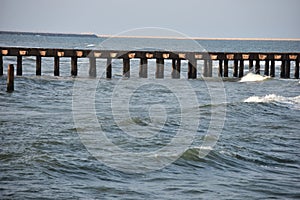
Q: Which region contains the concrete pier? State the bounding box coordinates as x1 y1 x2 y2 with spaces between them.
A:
0 47 299 79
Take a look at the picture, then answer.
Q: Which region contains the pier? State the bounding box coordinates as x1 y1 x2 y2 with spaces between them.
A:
0 47 299 79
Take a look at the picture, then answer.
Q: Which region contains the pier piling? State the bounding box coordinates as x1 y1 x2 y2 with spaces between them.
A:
139 58 148 78
203 60 207 77
218 60 223 77
295 59 299 79
71 56 78 76
249 60 254 73
106 58 112 79
233 60 238 77
36 56 42 76
255 59 260 74
156 58 164 79
7 64 14 92
54 56 59 76
123 58 130 78
17 55 22 76
280 60 286 78
0 55 3 76
270 60 275 77
172 59 180 79
188 58 197 79
224 59 229 77
208 60 212 77
285 60 290 79
89 57 96 77
264 60 269 76
239 60 244 78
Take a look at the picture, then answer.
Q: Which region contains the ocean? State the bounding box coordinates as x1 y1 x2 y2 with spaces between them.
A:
0 32 300 199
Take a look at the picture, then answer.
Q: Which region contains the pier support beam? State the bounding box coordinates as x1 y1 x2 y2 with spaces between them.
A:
17 55 22 76
36 56 42 76
218 60 223 77
224 59 229 77
203 60 208 77
255 59 260 74
239 60 244 78
233 60 238 77
123 58 130 78
0 55 3 76
264 60 269 76
7 64 14 92
280 60 286 78
54 56 59 76
188 58 197 79
249 60 254 73
156 58 164 79
106 58 112 79
295 59 299 79
89 57 96 77
208 60 212 77
270 60 275 77
139 58 148 78
71 57 78 76
285 60 290 79
172 59 180 79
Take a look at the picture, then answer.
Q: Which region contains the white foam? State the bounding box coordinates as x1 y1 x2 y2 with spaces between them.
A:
239 73 270 82
244 94 300 108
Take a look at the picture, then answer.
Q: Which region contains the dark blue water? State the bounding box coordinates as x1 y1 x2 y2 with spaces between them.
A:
0 32 300 199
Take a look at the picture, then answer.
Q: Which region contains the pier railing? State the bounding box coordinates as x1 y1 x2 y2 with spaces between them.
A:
0 47 299 79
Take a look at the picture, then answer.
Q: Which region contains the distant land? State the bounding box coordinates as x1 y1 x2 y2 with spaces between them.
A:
0 31 98 38
1 31 300 41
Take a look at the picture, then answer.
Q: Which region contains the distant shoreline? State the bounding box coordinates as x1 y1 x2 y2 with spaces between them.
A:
1 30 300 41
0 31 98 38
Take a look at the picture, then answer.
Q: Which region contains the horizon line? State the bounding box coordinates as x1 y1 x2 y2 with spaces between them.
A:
98 34 300 41
1 30 300 41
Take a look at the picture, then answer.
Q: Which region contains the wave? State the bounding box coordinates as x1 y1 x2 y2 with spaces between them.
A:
244 94 300 110
239 73 270 82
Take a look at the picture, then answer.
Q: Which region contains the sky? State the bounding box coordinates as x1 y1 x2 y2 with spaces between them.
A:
0 0 299 39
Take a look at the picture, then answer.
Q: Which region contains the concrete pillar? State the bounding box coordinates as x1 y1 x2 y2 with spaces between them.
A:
285 60 290 79
156 58 164 79
106 58 112 79
270 60 275 77
218 60 223 77
139 58 148 78
280 60 286 78
188 58 197 79
233 59 238 77
203 60 208 77
7 64 14 92
36 56 42 76
295 59 299 79
54 56 59 76
255 59 260 74
123 58 130 78
89 57 96 77
71 56 78 76
249 60 254 73
17 55 22 76
239 60 244 78
208 59 212 77
172 59 180 79
264 59 269 76
0 55 3 76
224 59 228 77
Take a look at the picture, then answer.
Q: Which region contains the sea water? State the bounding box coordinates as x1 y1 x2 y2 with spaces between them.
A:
0 32 300 199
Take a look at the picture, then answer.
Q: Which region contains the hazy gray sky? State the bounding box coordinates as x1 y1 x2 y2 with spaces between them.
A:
0 0 299 38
